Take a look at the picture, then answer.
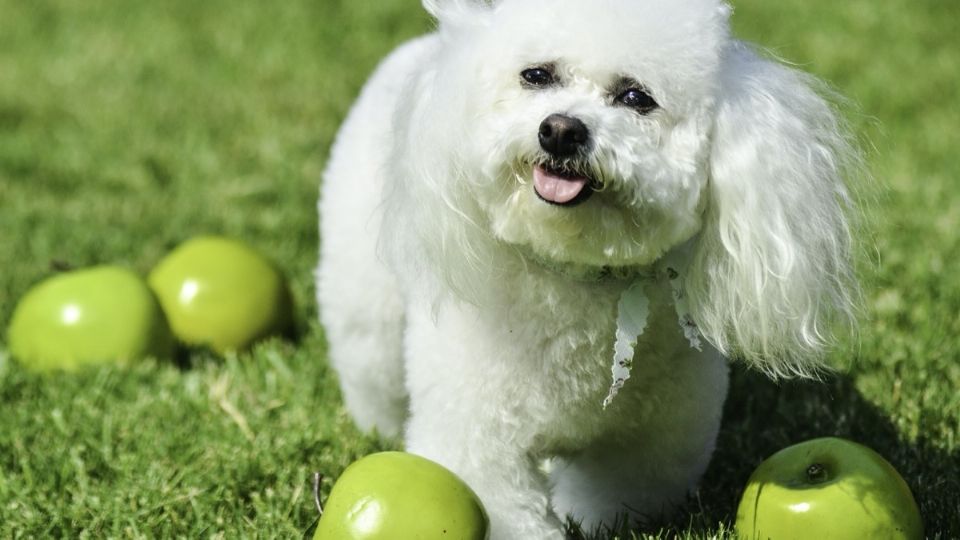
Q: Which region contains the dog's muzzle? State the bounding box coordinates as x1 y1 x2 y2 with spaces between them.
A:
534 114 596 206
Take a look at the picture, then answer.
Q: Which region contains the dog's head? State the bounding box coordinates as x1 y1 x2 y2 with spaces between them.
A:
390 0 861 375
419 0 728 270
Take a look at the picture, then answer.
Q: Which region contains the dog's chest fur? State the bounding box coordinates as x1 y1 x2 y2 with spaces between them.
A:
409 264 698 455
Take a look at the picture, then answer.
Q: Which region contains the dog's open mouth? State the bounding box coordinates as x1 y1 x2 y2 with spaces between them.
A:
533 164 595 206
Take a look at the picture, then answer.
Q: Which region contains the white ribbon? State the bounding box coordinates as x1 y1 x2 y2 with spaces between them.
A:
602 259 703 409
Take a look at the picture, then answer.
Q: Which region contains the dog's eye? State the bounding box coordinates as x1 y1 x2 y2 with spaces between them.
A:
616 88 658 113
521 67 555 88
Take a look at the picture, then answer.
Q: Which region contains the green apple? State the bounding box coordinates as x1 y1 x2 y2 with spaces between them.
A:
314 451 489 540
7 266 174 371
736 437 923 540
148 236 293 354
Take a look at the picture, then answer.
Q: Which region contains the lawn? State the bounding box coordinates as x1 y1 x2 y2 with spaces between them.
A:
0 0 957 538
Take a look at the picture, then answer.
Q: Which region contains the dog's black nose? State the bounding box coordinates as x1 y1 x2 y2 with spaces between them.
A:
538 114 589 157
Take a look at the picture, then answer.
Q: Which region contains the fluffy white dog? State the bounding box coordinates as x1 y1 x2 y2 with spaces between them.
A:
318 0 859 537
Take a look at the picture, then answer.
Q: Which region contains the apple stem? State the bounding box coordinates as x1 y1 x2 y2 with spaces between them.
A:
312 472 324 517
806 463 828 483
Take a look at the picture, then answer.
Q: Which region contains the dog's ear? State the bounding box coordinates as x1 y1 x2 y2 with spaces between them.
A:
422 0 496 23
685 42 862 378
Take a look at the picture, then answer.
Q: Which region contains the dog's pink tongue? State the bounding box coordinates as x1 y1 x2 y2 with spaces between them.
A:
533 166 588 205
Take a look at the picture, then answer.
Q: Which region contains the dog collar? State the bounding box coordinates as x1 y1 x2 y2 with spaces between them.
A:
520 248 654 284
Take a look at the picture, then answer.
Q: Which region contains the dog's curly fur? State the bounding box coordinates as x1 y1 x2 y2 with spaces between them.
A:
317 0 860 537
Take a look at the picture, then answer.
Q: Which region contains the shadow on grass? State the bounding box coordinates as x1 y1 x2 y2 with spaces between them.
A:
647 365 960 539
167 318 307 372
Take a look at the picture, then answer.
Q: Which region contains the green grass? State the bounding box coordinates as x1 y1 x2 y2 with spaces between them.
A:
0 0 957 537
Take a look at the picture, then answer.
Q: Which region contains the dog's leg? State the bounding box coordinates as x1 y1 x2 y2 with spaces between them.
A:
400 303 568 540
548 351 728 532
406 416 566 540
317 173 407 437
317 258 407 438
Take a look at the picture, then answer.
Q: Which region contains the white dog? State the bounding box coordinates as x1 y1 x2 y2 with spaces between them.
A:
318 0 859 537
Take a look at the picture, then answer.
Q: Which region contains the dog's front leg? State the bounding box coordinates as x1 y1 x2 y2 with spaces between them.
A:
401 303 566 540
406 412 565 540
